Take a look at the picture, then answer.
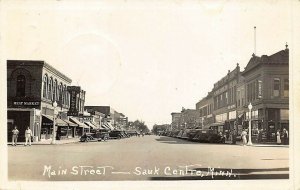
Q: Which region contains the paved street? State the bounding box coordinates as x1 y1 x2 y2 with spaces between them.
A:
8 135 289 181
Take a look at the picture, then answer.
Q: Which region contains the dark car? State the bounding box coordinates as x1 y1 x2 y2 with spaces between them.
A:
192 129 225 143
109 130 124 139
80 133 98 142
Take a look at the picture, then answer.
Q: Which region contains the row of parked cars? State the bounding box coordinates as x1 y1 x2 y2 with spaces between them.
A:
159 127 226 144
80 129 140 142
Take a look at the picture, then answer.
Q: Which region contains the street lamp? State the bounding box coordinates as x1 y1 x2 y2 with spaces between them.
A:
184 122 187 129
51 101 58 144
247 103 253 145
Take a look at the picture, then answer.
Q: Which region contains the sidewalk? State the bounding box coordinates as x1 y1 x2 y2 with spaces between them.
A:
228 140 289 147
8 138 80 146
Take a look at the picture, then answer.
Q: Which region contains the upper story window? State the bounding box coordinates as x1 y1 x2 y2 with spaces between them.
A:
53 80 57 101
49 77 53 101
43 75 48 99
284 79 289 97
16 75 26 97
273 78 280 97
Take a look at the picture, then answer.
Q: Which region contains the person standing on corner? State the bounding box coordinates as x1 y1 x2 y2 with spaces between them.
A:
12 126 19 146
24 126 33 146
276 129 281 145
282 128 289 145
241 129 247 146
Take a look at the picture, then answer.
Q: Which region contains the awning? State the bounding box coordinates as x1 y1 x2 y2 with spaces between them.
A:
70 117 89 128
42 114 68 127
238 113 245 118
91 121 106 129
84 121 98 129
210 122 225 127
102 122 114 130
63 119 78 127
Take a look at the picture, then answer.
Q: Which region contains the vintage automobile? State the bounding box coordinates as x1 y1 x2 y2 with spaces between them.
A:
80 131 109 142
192 129 225 143
109 130 124 139
80 133 98 142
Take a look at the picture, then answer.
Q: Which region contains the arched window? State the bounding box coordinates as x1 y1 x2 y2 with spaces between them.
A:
63 85 67 105
48 77 53 101
53 80 57 101
58 83 63 105
43 75 48 99
66 90 69 107
16 75 26 97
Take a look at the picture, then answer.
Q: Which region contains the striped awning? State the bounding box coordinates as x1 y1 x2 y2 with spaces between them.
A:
102 122 114 130
64 119 78 127
69 117 89 128
42 114 68 127
84 121 98 129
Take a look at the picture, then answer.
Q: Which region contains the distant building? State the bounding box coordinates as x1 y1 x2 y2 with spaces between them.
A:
171 112 181 130
179 108 199 129
195 91 214 129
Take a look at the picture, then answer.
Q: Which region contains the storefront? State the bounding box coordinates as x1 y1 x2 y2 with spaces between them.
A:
41 114 78 140
69 117 89 137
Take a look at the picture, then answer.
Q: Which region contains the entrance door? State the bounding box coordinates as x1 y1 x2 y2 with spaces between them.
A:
268 122 276 142
7 119 14 142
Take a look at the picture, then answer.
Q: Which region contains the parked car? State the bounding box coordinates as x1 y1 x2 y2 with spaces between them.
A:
109 130 124 139
192 129 225 143
186 127 202 141
80 133 98 142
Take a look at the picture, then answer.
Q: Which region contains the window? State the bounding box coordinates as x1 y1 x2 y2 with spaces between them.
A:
284 79 289 97
43 75 48 98
273 78 280 97
58 83 63 104
48 77 53 100
53 80 57 101
16 75 26 97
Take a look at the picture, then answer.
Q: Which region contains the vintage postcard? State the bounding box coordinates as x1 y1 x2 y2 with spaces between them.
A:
0 0 299 190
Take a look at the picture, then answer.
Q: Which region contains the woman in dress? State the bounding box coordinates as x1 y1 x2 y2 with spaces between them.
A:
276 129 281 145
241 129 247 146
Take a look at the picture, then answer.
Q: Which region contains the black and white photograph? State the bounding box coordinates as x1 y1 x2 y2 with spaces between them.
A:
0 0 299 190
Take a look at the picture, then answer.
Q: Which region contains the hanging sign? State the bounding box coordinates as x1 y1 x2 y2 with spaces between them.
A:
67 86 81 116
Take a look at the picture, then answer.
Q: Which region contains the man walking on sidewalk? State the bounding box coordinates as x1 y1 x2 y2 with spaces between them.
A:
12 126 19 146
24 126 33 146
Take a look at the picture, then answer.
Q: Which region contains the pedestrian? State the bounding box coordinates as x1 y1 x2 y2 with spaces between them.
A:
241 129 247 146
257 129 263 143
12 126 19 146
282 128 289 145
24 126 33 146
231 129 236 144
276 129 281 145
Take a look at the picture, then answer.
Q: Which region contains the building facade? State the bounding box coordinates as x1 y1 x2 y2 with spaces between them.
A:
211 63 241 135
7 60 73 142
195 91 214 129
241 47 289 143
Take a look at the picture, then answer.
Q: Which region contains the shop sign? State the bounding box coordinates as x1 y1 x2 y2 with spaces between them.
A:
258 80 262 98
67 86 81 116
13 101 40 107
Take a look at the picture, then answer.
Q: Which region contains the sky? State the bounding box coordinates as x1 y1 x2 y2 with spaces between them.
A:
1 0 292 129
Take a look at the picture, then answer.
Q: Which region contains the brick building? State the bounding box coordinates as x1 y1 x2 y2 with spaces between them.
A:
7 60 77 142
241 46 289 142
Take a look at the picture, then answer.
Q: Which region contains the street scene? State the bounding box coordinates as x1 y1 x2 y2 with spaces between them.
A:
2 1 297 190
8 135 288 181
